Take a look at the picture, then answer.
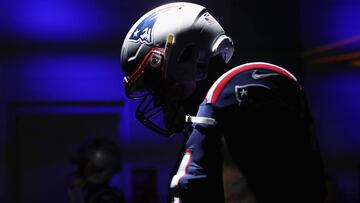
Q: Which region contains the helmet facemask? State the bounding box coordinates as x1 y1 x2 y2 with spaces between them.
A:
135 81 189 137
134 61 195 137
145 42 202 137
123 47 165 99
123 34 189 137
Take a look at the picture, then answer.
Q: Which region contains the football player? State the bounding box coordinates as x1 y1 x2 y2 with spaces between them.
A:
120 2 326 202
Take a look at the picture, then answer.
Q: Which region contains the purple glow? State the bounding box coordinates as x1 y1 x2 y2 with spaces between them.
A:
301 0 360 48
330 3 360 42
3 0 127 41
305 69 360 156
3 53 124 101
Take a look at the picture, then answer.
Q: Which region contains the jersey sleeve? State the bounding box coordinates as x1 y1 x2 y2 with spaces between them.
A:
170 103 225 203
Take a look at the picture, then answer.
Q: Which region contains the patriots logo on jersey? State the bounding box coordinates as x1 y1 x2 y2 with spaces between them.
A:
235 85 248 106
235 84 271 106
129 12 157 45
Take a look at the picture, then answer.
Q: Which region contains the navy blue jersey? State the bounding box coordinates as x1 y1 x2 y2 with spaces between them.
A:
170 62 326 203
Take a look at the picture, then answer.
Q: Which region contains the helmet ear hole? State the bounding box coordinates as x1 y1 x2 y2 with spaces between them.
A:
149 52 162 68
178 45 197 63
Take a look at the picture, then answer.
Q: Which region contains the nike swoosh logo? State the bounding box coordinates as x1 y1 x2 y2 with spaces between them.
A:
252 70 279 80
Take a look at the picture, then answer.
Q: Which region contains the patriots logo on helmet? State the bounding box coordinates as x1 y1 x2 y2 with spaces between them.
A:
129 12 157 45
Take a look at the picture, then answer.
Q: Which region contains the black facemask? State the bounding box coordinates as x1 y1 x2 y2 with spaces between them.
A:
135 91 187 137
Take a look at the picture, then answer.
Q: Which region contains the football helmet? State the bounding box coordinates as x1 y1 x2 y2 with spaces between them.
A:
120 2 234 136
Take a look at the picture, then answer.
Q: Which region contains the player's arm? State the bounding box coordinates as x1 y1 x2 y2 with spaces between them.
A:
170 104 224 203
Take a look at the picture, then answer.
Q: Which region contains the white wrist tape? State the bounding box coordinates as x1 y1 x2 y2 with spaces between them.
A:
185 115 217 125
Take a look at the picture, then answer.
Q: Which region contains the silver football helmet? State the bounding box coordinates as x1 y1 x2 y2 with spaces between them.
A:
120 2 234 136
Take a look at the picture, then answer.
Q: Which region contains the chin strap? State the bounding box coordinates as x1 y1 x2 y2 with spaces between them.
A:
185 114 217 125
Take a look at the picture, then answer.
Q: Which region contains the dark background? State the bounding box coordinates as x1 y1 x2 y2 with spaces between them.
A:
1 0 360 202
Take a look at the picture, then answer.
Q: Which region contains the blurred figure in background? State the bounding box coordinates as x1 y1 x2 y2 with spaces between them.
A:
67 138 125 203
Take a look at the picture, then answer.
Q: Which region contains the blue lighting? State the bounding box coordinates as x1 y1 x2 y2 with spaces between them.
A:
305 69 360 155
329 3 360 42
301 0 360 48
3 0 126 41
4 53 124 101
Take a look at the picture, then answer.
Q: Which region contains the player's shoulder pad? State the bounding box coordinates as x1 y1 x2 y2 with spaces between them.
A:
205 62 297 104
